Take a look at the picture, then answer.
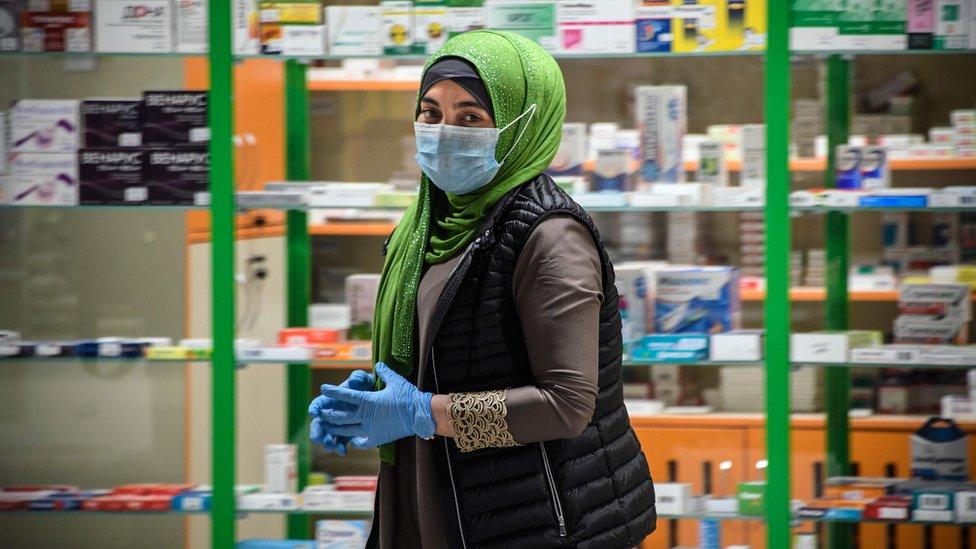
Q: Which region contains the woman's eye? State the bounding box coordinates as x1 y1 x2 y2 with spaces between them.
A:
421 109 439 121
462 113 482 124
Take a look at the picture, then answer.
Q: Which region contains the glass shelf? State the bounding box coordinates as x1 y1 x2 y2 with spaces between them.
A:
0 51 206 58
794 205 976 214
236 50 764 62
793 49 976 57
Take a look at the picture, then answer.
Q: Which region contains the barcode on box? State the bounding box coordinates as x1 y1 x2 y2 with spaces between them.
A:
920 494 948 509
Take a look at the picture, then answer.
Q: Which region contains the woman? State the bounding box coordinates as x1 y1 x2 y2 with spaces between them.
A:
309 30 656 549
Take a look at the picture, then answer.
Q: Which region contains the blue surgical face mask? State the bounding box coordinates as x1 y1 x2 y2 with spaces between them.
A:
414 104 536 195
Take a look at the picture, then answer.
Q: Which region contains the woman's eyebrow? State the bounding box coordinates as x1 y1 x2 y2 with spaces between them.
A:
454 100 484 110
420 96 439 106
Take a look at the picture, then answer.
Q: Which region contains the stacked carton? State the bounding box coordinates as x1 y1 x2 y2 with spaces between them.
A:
793 99 824 158
804 249 826 287
6 100 80 205
895 284 972 345
720 365 823 412
667 212 703 264
952 109 976 159
20 0 92 52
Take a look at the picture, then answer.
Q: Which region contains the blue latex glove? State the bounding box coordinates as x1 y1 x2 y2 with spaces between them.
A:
318 362 435 449
308 370 375 455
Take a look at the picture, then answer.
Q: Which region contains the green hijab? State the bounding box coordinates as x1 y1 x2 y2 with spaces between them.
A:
371 31 566 462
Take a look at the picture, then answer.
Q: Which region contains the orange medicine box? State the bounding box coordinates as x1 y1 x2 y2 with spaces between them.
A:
278 328 341 346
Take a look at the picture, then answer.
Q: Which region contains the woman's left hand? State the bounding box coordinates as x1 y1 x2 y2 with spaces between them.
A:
317 362 436 449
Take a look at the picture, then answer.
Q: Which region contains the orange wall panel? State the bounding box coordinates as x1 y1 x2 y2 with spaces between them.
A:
182 58 287 237
634 426 751 549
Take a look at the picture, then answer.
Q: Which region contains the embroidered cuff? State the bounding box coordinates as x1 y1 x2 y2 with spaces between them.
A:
448 390 520 452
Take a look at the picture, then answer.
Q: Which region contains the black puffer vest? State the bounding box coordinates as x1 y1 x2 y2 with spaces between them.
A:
426 175 656 549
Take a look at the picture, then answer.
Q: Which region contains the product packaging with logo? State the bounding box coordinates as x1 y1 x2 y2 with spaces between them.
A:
81 99 142 148
95 0 173 53
7 152 79 206
145 149 209 204
142 91 209 148
636 85 686 186
79 149 146 204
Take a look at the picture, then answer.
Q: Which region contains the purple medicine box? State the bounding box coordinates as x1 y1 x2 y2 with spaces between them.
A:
79 149 146 205
145 149 209 204
141 91 209 148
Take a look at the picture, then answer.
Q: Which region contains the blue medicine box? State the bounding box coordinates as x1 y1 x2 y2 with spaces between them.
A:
630 334 709 362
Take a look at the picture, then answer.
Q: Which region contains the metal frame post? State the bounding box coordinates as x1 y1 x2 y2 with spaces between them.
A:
284 59 312 540
824 54 852 549
208 0 236 545
764 2 792 547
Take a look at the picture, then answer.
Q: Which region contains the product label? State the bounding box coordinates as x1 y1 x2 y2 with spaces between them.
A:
176 0 207 53
484 2 557 51
95 0 173 53
9 152 79 205
79 148 146 204
81 99 142 148
142 91 208 148
636 4 673 52
21 11 91 52
145 149 209 204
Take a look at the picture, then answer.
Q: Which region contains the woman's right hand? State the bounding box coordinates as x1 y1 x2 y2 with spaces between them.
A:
308 370 375 455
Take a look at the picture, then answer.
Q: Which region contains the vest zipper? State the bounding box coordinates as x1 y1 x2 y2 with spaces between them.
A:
427 238 480 549
539 442 568 537
431 350 468 549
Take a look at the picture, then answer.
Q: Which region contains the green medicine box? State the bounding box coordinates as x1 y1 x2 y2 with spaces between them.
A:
737 481 767 516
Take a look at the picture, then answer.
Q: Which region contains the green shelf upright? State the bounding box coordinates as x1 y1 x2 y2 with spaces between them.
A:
208 0 236 546
285 59 313 540
824 54 853 549
764 1 792 548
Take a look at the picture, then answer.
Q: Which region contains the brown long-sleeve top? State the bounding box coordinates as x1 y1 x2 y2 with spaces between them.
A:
369 215 603 549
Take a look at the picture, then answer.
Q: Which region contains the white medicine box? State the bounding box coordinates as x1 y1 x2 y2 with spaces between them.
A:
11 100 80 153
710 330 763 362
790 331 882 363
95 0 174 53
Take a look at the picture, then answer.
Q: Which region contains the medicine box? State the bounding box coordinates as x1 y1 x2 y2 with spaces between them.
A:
264 444 296 494
11 99 80 153
484 1 558 52
8 152 78 206
956 491 976 522
81 99 142 148
697 140 726 186
381 1 413 55
316 520 370 549
654 482 692 515
654 266 740 334
21 11 91 52
908 0 935 49
935 0 970 49
547 122 587 176
281 24 326 56
709 330 763 361
899 284 971 319
26 0 92 10
636 85 686 186
326 6 382 56
860 146 890 189
142 91 209 148
447 6 484 38
79 149 146 205
911 417 969 480
144 149 209 205
740 124 765 188
737 481 765 516
631 334 709 362
615 262 662 343
835 145 863 188
672 0 723 53
724 0 766 51
557 0 635 54
233 0 259 54
894 314 967 345
636 2 673 52
850 344 921 364
413 1 448 54
95 0 173 53
346 274 380 340
258 2 322 54
176 0 207 53
238 493 299 511
0 1 19 51
790 330 882 363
